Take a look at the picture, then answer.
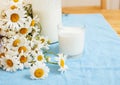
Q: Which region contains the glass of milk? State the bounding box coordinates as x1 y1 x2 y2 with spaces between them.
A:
58 26 85 57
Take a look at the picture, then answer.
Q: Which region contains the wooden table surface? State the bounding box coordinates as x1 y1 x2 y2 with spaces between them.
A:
62 8 120 36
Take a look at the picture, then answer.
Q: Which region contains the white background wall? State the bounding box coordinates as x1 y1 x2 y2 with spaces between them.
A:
62 0 120 9
62 0 100 7
107 0 120 9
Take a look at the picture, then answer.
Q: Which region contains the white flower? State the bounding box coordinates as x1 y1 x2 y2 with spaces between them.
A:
9 42 31 55
9 4 24 10
34 51 46 63
39 36 46 44
10 0 23 6
9 37 31 54
30 38 43 51
9 35 26 47
9 5 18 10
0 55 19 72
28 16 41 35
2 35 28 54
55 54 68 73
39 36 50 49
30 62 49 79
17 45 30 54
4 9 27 29
28 16 40 27
18 22 32 36
18 51 32 70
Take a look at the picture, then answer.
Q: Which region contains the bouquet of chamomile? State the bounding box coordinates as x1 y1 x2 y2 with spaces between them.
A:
0 0 68 80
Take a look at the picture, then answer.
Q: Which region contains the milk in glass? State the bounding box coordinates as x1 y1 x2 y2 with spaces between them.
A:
32 0 62 43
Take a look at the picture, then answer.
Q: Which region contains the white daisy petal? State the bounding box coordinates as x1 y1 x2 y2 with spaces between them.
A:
4 9 27 30
56 53 68 73
30 62 49 79
10 0 23 6
0 55 19 72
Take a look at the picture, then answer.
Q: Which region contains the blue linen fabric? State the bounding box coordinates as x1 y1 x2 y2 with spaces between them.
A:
0 14 120 85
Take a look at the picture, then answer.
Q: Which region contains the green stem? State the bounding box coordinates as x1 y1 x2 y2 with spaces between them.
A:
44 55 58 65
43 50 58 56
47 61 58 65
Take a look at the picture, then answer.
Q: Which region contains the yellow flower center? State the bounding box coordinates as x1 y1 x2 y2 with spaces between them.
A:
18 46 27 53
34 68 44 78
10 13 19 22
13 0 19 3
6 59 13 67
19 28 28 34
0 53 5 58
40 39 45 43
60 59 65 68
10 5 17 10
13 39 20 47
20 55 27 63
37 55 43 61
30 20 35 26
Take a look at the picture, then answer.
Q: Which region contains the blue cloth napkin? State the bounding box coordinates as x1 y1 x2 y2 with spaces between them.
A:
0 14 120 85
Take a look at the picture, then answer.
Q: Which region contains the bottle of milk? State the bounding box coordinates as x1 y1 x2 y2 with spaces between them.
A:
32 0 62 43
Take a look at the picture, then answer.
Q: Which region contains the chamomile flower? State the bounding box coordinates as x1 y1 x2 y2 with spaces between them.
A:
30 62 49 79
10 0 23 5
18 51 32 70
18 22 32 36
30 38 43 51
5 35 26 49
8 1 24 10
9 42 30 55
7 37 30 54
39 36 50 49
40 36 48 44
17 45 29 54
9 5 18 10
1 55 19 72
34 51 46 63
56 54 68 73
4 9 27 29
28 16 40 27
